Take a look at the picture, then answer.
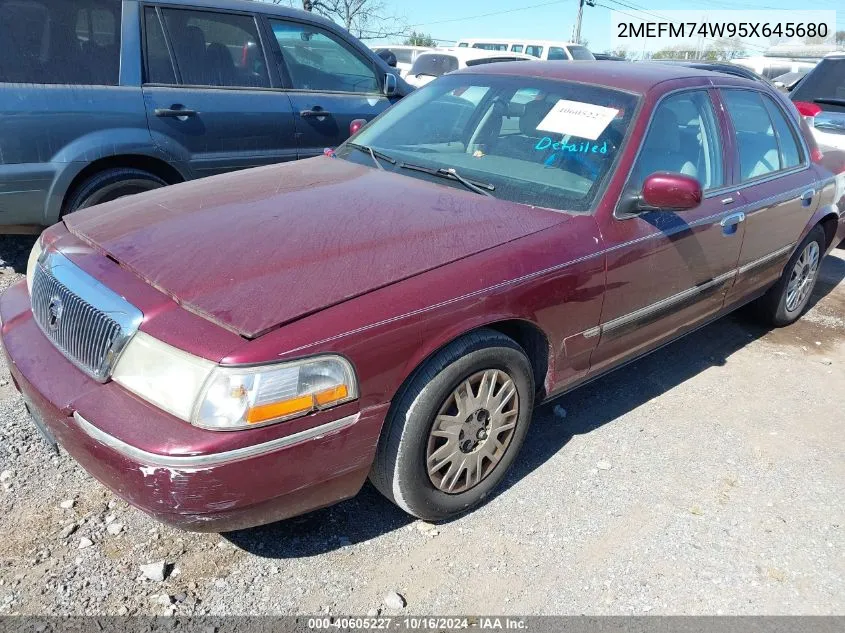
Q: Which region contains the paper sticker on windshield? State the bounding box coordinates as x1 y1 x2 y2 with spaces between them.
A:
536 100 619 141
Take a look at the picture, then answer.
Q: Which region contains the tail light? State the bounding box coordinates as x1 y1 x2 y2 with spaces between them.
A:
794 101 822 117
349 118 367 135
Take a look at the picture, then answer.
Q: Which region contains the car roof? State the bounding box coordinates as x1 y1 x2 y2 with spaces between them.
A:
647 60 767 82
459 39 583 47
456 60 746 93
418 48 534 62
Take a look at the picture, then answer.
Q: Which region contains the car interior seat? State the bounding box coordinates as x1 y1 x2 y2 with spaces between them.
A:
636 108 698 183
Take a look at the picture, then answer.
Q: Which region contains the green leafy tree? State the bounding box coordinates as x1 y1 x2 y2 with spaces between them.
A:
404 31 437 47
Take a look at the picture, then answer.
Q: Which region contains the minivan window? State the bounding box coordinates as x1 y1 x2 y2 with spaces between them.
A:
525 45 544 58
510 45 524 53
0 0 121 85
472 43 508 51
791 58 845 113
341 74 638 213
548 47 568 61
270 20 379 93
722 90 783 180
159 8 269 88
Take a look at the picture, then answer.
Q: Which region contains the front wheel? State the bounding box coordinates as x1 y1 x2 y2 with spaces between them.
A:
756 225 825 327
370 329 535 521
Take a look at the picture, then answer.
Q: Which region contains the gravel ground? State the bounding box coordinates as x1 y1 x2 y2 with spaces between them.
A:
0 234 843 616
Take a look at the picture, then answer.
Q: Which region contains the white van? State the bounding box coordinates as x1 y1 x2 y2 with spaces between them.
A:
455 39 594 61
404 48 533 88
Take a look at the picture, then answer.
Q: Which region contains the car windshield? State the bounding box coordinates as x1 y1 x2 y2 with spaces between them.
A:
337 74 638 213
409 54 459 77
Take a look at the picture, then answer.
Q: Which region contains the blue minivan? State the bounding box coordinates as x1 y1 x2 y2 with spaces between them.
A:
0 0 409 231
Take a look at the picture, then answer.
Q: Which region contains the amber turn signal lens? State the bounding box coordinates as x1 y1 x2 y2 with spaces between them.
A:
246 395 314 424
315 384 349 406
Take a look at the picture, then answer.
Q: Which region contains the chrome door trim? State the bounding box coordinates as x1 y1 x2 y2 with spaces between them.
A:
737 243 795 275
72 411 360 468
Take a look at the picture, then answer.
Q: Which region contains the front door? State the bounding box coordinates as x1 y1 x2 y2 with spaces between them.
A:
718 89 820 305
141 5 298 179
264 18 393 157
589 89 745 375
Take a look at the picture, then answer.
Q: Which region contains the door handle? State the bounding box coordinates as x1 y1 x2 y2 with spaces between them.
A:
300 108 332 118
154 107 198 118
720 212 746 235
801 189 815 207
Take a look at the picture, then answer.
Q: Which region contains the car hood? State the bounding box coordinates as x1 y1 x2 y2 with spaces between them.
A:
64 157 564 338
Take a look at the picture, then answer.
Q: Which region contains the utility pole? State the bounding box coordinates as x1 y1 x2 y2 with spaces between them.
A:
572 0 595 44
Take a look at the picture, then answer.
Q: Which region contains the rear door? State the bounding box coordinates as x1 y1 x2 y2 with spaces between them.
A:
141 5 298 179
263 17 393 158
719 89 819 304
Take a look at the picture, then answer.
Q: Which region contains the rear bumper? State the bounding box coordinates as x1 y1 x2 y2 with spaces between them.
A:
1 280 388 532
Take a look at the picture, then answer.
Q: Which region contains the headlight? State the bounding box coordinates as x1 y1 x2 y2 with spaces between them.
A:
193 356 357 430
112 333 357 430
25 235 44 295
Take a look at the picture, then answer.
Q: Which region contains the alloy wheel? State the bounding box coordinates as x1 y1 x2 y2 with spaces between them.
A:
785 241 820 313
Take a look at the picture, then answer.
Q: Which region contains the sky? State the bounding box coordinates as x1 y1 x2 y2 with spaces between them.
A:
364 0 844 54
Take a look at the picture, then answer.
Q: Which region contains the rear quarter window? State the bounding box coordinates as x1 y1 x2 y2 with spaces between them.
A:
0 0 121 85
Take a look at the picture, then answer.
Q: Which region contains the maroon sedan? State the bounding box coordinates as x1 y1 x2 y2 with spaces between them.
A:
4 63 845 531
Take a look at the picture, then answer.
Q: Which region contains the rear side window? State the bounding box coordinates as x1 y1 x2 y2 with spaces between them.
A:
270 20 379 93
791 58 845 113
144 8 175 84
510 45 524 53
0 0 121 85
548 47 568 61
762 95 803 169
568 45 594 60
158 8 269 88
722 90 801 181
525 45 543 58
409 54 458 78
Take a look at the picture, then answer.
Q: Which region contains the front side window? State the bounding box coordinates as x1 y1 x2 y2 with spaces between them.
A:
548 47 568 61
158 8 269 88
270 20 378 93
525 45 544 58
0 0 120 85
722 89 786 181
339 74 638 213
631 90 723 191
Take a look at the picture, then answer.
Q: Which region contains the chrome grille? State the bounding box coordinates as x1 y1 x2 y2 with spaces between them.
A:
30 250 143 383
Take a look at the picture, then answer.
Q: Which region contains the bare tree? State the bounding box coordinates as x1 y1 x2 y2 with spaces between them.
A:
254 0 406 40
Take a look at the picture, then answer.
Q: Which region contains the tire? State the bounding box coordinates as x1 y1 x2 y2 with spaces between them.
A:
64 168 168 214
756 225 826 327
370 329 535 521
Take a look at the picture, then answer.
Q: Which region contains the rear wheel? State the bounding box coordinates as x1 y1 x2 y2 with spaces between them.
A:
370 329 535 521
756 225 825 326
64 168 168 214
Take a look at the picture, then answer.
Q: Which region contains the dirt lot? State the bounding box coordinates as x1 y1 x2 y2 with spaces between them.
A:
0 234 842 616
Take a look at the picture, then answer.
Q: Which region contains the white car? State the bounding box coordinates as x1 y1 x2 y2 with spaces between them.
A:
404 48 533 88
374 45 432 78
455 39 594 61
789 52 845 152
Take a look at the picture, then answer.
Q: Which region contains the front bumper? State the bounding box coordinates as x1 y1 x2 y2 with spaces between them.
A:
1 280 388 532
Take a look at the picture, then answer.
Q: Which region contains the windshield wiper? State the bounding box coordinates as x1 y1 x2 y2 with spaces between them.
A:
347 142 396 170
399 162 495 197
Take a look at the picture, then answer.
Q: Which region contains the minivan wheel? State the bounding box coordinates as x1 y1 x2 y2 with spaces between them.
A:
64 168 168 213
370 329 534 521
756 225 825 327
